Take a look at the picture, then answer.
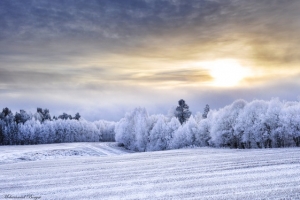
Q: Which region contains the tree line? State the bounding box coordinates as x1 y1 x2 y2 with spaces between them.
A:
115 98 300 151
1 98 300 151
0 107 115 145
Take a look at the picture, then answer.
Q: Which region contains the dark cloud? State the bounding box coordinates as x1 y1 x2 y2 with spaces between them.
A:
1 0 299 63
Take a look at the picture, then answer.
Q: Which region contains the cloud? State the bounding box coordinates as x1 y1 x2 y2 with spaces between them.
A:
2 0 300 66
1 0 300 120
132 69 212 85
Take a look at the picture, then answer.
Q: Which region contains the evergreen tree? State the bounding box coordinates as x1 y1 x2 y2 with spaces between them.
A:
175 99 191 124
202 104 210 119
74 113 81 120
58 113 72 120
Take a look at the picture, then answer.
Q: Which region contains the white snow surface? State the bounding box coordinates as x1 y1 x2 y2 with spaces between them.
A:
1 143 300 199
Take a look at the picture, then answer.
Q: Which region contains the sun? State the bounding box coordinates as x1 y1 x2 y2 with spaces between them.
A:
200 59 251 87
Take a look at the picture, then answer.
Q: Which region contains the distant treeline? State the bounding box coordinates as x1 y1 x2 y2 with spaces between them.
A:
0 108 115 145
2 98 300 150
115 98 300 151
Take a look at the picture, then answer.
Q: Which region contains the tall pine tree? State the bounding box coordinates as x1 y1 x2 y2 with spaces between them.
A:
175 99 191 124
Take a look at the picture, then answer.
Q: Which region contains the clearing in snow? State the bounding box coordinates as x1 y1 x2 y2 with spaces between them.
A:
0 143 300 199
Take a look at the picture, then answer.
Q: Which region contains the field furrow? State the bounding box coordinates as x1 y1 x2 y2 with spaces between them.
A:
1 143 300 199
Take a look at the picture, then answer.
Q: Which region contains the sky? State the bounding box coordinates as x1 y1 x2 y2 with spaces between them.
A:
1 0 300 121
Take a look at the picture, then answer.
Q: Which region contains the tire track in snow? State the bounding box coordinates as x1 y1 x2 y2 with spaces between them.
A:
88 143 130 155
83 143 115 156
82 142 132 156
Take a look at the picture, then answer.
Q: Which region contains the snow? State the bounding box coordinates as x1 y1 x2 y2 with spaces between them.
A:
0 143 132 164
1 143 300 199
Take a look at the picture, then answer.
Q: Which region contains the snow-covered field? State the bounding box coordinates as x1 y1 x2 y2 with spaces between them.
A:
1 143 300 199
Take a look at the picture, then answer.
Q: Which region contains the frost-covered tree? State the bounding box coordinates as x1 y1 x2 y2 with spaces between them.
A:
148 115 168 151
183 116 199 146
0 108 16 145
175 99 191 124
235 100 268 148
34 108 51 123
115 117 134 149
0 119 4 145
43 120 56 144
0 108 11 144
15 110 31 124
166 117 181 149
170 116 199 149
210 99 247 148
115 108 149 151
18 120 41 145
134 108 149 151
280 103 300 147
263 98 284 148
94 120 115 142
169 125 185 149
197 117 211 147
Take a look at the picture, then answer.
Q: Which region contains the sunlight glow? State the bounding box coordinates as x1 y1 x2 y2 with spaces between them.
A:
200 59 252 87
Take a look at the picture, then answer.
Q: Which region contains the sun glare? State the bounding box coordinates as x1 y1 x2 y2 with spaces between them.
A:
200 59 251 87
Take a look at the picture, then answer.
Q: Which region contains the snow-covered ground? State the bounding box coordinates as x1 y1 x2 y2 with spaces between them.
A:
1 143 300 199
0 142 133 164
